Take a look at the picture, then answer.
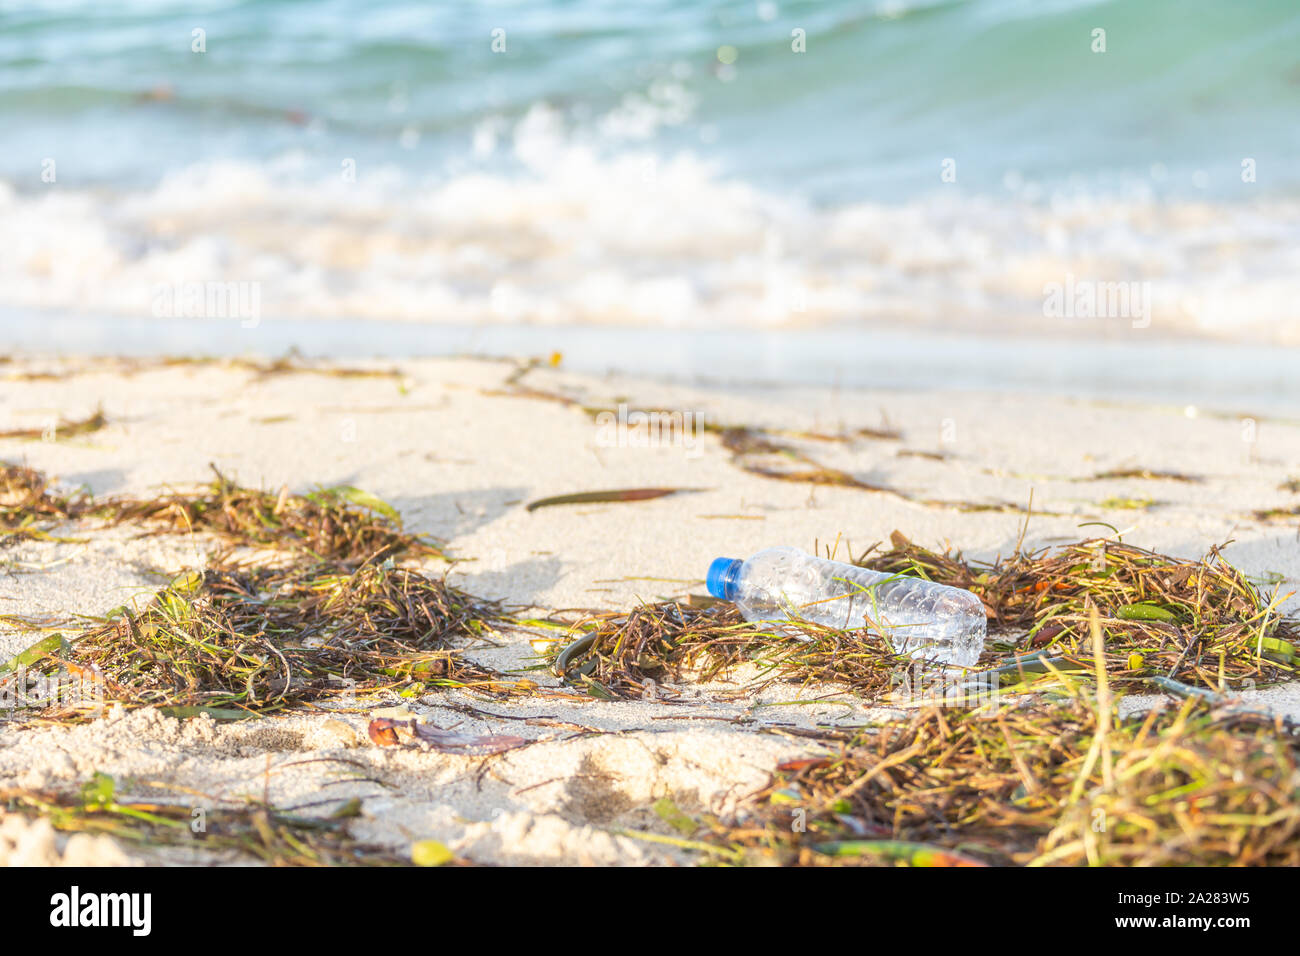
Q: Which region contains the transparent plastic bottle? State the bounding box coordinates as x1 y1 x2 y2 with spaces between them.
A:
706 546 985 667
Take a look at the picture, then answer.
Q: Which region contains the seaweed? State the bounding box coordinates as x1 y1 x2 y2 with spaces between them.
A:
0 408 107 442
0 463 440 562
10 559 534 719
549 602 903 701
2 774 407 866
856 531 1298 689
98 466 442 563
0 463 91 543
693 694 1300 866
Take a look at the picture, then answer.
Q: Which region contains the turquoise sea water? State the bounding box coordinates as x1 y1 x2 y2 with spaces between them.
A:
5 0 1300 197
2 0 1299 351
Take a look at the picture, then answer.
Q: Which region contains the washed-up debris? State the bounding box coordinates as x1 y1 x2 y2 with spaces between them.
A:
367 714 528 755
0 408 107 442
0 463 91 544
550 529 1298 701
717 427 1036 513
705 546 985 667
691 693 1300 866
0 462 439 562
5 560 530 720
857 531 1298 689
1 773 400 866
1086 467 1201 483
549 600 905 700
525 488 699 512
101 464 441 563
411 839 457 866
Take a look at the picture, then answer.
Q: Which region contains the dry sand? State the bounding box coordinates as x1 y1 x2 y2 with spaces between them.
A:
1 354 1297 865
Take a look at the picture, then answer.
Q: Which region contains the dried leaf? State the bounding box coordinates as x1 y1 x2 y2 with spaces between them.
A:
526 488 696 512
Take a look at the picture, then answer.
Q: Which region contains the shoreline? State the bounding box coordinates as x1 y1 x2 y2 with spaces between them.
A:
8 318 1300 417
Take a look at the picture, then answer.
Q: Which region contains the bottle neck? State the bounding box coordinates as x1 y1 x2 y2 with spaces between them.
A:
707 557 743 600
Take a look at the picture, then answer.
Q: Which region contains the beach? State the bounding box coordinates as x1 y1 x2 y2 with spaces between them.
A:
4 0 1300 874
2 353 1297 865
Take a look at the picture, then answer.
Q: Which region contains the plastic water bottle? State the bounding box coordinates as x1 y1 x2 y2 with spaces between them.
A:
706 546 985 667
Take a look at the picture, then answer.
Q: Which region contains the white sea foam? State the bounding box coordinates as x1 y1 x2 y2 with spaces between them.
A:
2 112 1297 342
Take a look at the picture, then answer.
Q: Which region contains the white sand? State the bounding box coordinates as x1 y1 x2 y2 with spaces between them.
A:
1 355 1297 865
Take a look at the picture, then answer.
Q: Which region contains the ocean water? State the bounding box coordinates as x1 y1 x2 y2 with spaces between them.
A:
2 0 1300 353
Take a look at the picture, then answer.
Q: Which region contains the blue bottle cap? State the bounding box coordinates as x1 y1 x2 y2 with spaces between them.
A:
706 557 743 600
